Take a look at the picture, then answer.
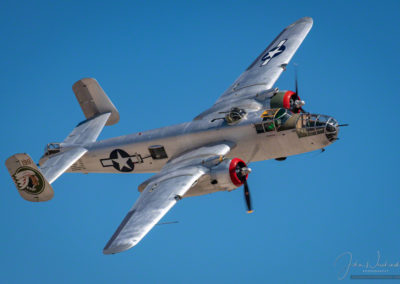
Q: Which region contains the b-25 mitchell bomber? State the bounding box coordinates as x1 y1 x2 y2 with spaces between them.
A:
6 17 341 254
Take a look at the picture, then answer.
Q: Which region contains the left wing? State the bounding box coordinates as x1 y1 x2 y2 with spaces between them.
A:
216 17 313 104
103 143 231 254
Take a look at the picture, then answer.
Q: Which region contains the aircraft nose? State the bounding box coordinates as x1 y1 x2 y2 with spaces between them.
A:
325 117 339 142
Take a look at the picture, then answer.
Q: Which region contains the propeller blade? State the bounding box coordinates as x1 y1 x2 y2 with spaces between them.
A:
294 65 306 113
243 180 253 213
295 66 299 97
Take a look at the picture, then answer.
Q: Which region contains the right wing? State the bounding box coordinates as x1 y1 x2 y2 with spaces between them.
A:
103 143 232 254
103 168 206 255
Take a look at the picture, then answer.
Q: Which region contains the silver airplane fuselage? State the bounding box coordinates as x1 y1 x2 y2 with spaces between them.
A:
60 98 338 195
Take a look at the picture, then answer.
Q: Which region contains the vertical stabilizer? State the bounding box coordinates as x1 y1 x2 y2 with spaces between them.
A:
72 78 119 126
5 153 54 202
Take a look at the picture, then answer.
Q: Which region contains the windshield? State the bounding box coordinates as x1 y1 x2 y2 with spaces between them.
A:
254 109 338 141
297 113 331 137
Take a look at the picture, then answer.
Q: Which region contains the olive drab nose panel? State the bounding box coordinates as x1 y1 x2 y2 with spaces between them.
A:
5 153 54 202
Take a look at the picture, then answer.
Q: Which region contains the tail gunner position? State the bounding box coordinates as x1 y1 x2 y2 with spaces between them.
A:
5 17 342 254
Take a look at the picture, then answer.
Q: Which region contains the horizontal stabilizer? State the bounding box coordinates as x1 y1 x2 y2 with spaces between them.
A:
63 112 111 145
72 78 119 126
37 108 111 184
5 153 54 202
40 147 87 184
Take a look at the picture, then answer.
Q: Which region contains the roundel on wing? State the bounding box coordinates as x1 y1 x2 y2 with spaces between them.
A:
262 45 286 61
260 39 287 66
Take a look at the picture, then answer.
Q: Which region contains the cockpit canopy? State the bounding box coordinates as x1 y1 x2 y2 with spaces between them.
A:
255 108 298 133
254 108 338 142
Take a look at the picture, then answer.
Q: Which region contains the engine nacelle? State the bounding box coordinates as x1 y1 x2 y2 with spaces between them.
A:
210 158 249 190
270 90 304 113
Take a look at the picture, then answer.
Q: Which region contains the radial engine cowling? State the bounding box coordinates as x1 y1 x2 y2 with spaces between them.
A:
270 90 305 113
210 158 250 191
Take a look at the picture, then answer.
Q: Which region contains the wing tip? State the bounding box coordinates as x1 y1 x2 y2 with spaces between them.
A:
301 16 313 24
103 241 137 255
288 17 313 29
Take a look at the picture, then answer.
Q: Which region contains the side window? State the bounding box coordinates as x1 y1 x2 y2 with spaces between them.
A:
263 121 275 132
254 121 276 134
255 123 264 133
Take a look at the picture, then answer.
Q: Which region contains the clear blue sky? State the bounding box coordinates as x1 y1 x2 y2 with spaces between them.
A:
1 1 399 283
